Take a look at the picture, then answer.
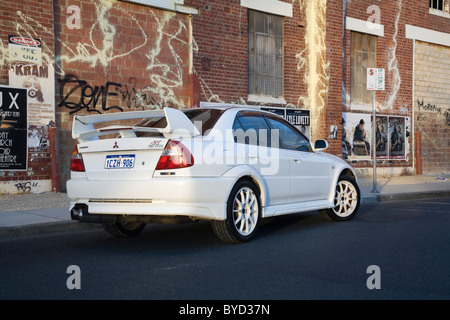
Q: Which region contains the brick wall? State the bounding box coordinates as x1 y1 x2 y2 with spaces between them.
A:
187 0 349 155
343 0 450 174
54 0 194 189
187 0 327 140
188 0 248 105
189 0 306 105
189 0 450 174
2 0 450 194
344 0 414 169
407 1 450 174
0 0 55 193
414 41 450 174
325 0 344 155
1 0 194 192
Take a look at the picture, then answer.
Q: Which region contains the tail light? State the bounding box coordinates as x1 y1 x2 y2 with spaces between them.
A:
156 140 194 170
70 146 85 172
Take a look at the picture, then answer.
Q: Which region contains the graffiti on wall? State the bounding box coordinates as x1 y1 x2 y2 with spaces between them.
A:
292 0 329 136
3 0 335 117
342 0 403 112
415 99 450 171
57 3 190 112
381 0 402 111
58 75 175 114
0 11 55 76
60 0 147 69
416 100 450 127
12 180 38 192
1 0 193 114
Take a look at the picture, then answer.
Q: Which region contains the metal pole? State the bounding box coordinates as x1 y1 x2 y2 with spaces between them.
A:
371 90 379 193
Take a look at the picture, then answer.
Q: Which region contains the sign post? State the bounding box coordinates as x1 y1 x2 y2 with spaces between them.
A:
367 68 385 193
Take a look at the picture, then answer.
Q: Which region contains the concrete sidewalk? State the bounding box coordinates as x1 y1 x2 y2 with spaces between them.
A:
0 174 449 238
359 173 450 202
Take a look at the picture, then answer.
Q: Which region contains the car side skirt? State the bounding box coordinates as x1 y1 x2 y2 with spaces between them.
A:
263 199 334 218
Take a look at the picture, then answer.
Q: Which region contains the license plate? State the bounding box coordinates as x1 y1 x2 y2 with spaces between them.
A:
104 154 135 169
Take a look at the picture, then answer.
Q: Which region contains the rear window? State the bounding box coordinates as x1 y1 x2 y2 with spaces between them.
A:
136 108 224 136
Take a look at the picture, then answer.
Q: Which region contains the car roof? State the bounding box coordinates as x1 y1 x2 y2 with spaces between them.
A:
185 105 285 117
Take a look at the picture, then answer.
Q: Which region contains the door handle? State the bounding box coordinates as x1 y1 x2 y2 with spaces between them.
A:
293 158 301 163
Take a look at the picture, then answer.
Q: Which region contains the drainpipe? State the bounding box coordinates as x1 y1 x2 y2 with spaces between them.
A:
49 121 60 192
415 131 422 175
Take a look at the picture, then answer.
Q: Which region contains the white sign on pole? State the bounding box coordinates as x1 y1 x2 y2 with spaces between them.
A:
367 68 385 193
367 68 385 91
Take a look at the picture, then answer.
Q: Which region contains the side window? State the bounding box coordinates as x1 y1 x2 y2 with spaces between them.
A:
265 116 311 152
233 112 271 147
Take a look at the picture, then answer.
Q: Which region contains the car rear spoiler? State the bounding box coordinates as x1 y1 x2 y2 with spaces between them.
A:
72 108 201 142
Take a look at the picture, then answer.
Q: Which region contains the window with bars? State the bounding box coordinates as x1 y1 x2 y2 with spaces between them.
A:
430 0 450 12
350 31 377 107
248 10 284 98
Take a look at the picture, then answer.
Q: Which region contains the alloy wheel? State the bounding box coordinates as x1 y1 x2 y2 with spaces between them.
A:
333 180 358 217
232 187 259 236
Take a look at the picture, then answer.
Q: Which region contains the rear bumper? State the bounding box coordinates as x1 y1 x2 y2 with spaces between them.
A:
67 177 234 220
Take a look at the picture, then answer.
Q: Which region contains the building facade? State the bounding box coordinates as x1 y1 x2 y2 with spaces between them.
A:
0 0 449 194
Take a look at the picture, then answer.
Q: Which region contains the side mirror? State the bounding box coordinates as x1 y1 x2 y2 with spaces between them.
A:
314 139 328 151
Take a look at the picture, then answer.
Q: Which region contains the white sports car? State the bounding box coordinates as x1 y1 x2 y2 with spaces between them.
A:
67 107 361 243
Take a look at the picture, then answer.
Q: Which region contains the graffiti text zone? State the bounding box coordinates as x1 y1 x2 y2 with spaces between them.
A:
58 75 169 115
58 75 121 114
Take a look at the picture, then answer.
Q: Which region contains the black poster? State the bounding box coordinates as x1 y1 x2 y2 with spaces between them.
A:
260 107 286 118
0 86 28 170
286 109 310 139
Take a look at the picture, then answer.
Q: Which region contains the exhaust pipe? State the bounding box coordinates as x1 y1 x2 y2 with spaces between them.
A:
70 204 87 221
70 204 116 223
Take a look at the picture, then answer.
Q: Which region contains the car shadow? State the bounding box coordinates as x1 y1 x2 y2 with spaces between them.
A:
70 211 334 253
255 211 329 240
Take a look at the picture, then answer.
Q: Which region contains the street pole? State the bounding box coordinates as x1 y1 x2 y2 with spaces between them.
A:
371 89 379 193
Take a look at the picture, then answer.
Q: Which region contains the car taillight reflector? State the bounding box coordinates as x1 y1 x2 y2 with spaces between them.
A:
156 140 194 170
70 146 85 172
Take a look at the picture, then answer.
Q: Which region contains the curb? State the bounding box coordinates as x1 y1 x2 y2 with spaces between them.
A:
0 220 99 239
362 190 450 204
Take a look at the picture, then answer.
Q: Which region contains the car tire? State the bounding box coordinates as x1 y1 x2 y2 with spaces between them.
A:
102 221 146 237
320 175 360 222
211 180 261 243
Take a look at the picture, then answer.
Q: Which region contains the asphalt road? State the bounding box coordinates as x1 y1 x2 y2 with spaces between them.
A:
1 198 449 302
